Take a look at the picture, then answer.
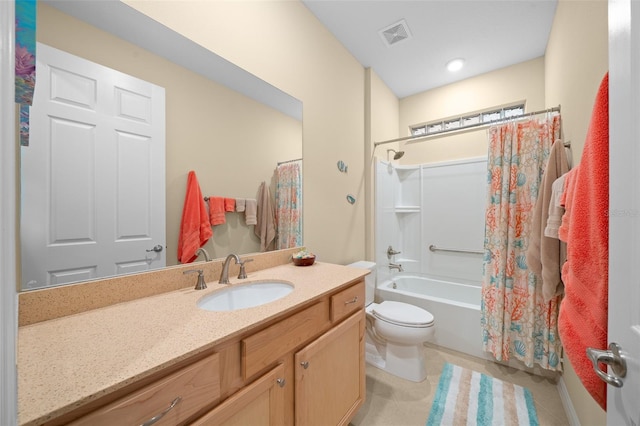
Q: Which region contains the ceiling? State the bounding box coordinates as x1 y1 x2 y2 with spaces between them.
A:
302 0 558 99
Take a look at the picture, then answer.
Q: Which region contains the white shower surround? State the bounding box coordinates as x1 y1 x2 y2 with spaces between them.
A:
375 157 488 358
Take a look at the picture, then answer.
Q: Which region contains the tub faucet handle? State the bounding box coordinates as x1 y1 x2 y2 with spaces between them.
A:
387 245 401 259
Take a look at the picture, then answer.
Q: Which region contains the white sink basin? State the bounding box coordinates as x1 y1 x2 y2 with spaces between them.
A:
197 281 294 312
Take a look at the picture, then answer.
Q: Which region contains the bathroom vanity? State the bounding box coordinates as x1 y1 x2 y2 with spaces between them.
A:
18 260 367 426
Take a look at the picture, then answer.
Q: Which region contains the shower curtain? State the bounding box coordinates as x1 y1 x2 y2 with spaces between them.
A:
481 115 563 371
275 160 302 249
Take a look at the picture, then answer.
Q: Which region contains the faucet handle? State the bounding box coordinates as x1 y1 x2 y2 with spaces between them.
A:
183 269 207 290
237 258 254 279
387 245 401 259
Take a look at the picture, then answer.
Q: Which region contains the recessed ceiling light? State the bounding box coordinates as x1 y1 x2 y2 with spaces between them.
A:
446 58 465 72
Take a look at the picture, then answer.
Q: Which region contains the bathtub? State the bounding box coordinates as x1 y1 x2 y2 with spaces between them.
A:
376 274 490 360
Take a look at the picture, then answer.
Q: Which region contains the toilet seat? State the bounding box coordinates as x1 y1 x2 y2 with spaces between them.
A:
372 301 434 328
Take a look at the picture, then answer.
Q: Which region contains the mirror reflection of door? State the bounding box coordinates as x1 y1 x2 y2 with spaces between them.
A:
21 43 166 290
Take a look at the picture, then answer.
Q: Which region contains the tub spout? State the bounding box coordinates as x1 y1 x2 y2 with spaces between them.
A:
388 263 403 272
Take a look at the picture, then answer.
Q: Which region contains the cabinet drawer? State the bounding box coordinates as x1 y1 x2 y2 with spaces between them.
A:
70 353 220 426
242 301 329 379
330 281 364 322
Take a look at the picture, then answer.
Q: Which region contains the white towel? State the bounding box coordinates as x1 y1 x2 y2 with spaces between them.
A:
245 199 257 225
236 198 246 212
544 174 567 239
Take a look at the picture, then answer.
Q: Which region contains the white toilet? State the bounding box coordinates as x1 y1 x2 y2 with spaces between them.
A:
348 261 435 382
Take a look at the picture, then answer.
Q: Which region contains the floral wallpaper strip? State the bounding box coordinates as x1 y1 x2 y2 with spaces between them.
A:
275 160 303 249
481 115 564 371
15 0 37 146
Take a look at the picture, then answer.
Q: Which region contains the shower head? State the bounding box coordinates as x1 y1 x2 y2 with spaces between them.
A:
387 149 405 161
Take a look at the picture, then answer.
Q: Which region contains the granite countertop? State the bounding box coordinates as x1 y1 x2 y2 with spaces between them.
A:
18 262 368 426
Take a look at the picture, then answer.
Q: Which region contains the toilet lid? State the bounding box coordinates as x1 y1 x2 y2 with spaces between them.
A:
372 301 434 327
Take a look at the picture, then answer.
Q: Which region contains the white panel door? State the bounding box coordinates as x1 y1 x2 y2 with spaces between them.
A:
607 0 640 424
21 43 165 289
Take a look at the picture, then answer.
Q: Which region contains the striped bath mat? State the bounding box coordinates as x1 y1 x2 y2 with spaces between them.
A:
427 363 539 426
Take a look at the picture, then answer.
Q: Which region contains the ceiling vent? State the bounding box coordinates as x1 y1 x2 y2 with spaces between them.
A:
379 19 412 47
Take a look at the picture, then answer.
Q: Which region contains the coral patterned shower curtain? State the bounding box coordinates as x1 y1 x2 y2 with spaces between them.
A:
275 160 303 249
481 115 563 371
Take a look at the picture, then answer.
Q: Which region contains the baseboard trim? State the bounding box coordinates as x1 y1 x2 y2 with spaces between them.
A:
557 377 580 426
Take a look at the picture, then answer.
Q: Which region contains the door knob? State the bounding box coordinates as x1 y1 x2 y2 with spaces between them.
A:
146 244 163 253
300 361 309 369
586 342 627 388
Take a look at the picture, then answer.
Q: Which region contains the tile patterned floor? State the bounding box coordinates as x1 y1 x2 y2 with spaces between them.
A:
350 343 569 426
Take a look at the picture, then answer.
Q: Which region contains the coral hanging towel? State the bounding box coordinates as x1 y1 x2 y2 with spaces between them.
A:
178 171 212 263
558 73 609 410
208 196 226 226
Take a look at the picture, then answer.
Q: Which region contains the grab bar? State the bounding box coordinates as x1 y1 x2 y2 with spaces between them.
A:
428 244 483 255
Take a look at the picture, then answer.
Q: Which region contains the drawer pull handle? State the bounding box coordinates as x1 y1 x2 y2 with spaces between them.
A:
300 361 309 369
140 396 182 426
344 296 358 305
277 378 286 387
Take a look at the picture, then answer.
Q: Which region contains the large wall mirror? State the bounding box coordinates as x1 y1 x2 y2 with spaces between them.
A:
20 1 303 291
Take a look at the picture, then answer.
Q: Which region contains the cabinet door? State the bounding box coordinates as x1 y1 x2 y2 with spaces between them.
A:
191 363 285 426
295 310 365 426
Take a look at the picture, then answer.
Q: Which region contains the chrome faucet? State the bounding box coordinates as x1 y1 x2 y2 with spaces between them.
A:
183 269 207 290
195 247 211 262
388 263 403 272
219 254 241 284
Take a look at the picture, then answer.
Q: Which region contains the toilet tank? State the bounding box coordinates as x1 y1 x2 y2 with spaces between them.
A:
347 261 376 306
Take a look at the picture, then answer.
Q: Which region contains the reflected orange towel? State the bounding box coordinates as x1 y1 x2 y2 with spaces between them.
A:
177 171 212 264
224 197 236 212
208 196 226 226
558 73 609 410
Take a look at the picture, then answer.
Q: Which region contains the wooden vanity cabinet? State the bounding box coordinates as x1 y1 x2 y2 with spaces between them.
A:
193 279 365 426
55 279 365 426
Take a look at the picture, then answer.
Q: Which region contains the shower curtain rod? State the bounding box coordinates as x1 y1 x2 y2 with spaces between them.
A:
374 105 561 148
277 158 302 166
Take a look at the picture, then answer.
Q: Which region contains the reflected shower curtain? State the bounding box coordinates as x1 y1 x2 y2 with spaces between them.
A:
275 160 302 249
481 115 563 371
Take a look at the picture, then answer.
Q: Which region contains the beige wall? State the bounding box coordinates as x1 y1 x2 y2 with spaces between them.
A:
545 0 608 424
365 69 400 260
545 0 609 167
125 0 367 265
398 57 545 165
36 4 302 265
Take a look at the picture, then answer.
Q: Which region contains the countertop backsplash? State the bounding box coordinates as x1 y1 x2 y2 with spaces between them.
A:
18 247 301 326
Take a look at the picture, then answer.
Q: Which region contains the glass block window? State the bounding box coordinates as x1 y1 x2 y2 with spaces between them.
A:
410 103 526 137
444 119 460 130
